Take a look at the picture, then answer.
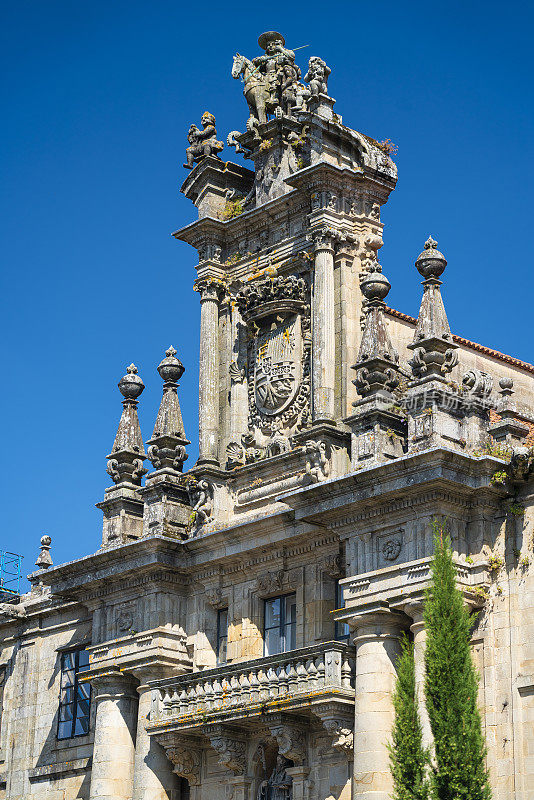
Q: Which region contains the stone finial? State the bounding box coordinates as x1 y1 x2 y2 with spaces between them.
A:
35 535 53 570
106 364 147 485
499 376 514 398
414 237 447 279
408 238 458 378
352 264 400 398
146 347 190 472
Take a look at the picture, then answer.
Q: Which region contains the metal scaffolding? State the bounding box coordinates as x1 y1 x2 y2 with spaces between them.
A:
0 551 23 601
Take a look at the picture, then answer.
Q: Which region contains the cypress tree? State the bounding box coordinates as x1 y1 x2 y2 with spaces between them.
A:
388 634 430 800
424 521 491 800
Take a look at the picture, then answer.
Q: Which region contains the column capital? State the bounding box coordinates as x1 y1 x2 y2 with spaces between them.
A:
193 276 226 301
347 605 409 642
84 668 138 700
308 225 356 254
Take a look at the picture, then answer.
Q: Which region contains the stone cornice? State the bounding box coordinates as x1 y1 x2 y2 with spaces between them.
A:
277 447 504 526
30 535 189 598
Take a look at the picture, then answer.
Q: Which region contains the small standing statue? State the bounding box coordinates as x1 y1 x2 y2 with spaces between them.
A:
258 754 292 800
184 112 224 169
304 56 331 97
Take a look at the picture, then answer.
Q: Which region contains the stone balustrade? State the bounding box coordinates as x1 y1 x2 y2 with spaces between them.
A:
148 642 355 733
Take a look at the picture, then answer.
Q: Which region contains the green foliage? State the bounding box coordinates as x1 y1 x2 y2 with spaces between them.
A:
490 470 508 486
507 502 524 517
424 522 492 800
488 553 504 572
222 198 245 220
388 636 430 800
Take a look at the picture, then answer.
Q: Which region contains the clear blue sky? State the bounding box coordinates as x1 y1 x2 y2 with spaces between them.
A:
2 1 533 589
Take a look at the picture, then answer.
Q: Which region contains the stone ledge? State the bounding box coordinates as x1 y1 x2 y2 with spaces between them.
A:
28 757 91 782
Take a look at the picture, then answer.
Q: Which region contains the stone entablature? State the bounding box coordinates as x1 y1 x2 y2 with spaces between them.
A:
148 641 354 733
337 555 490 614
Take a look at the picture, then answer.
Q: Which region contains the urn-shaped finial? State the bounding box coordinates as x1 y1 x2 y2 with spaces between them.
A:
415 236 447 280
361 264 391 302
118 363 145 401
157 346 185 385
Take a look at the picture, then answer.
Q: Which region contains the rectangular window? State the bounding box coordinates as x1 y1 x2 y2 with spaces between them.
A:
216 608 228 665
58 648 91 740
335 581 350 642
264 593 296 656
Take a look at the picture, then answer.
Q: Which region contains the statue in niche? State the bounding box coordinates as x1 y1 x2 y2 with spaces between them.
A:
258 754 292 800
304 56 331 97
184 112 224 169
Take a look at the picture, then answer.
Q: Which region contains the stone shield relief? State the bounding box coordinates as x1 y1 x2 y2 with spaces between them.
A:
254 316 302 416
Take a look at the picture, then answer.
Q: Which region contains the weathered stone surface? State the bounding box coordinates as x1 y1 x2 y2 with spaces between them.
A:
2 28 534 800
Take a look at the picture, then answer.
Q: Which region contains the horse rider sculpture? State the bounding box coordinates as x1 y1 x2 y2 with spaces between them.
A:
231 32 302 130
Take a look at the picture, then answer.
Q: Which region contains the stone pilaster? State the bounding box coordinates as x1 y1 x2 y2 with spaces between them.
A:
88 671 139 800
350 608 406 800
194 278 224 465
311 227 337 424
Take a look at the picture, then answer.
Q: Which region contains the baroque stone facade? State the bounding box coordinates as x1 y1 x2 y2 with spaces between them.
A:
1 29 534 800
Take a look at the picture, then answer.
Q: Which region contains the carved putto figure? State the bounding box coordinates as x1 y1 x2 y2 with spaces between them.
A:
186 477 213 524
184 112 224 169
304 56 331 96
258 754 293 800
303 440 330 483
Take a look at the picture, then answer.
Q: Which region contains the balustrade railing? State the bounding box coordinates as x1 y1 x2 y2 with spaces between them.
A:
150 642 355 724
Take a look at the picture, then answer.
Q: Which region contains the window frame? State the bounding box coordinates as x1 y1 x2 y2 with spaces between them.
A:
57 648 91 740
335 580 350 642
263 592 297 656
216 607 228 665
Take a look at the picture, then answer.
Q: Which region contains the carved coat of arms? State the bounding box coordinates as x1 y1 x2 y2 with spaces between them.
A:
254 317 302 416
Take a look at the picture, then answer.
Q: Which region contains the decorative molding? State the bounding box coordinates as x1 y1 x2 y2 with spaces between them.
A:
207 726 247 775
256 569 285 596
268 717 307 765
321 552 343 578
157 735 202 786
380 533 403 562
321 719 353 754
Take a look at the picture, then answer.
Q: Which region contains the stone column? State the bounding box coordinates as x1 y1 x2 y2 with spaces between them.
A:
195 279 221 465
311 228 336 423
405 601 432 750
88 672 138 800
351 610 406 800
132 680 178 800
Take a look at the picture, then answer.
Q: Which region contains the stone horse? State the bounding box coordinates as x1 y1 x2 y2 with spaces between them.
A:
231 53 278 129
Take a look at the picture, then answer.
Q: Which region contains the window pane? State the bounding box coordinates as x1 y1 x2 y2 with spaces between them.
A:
61 669 75 688
59 703 74 722
60 686 74 705
78 682 91 700
74 716 89 736
285 621 296 652
284 595 296 624
265 627 281 656
217 636 227 665
264 597 281 629
58 720 72 740
77 697 91 717
62 653 75 671
77 650 90 670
